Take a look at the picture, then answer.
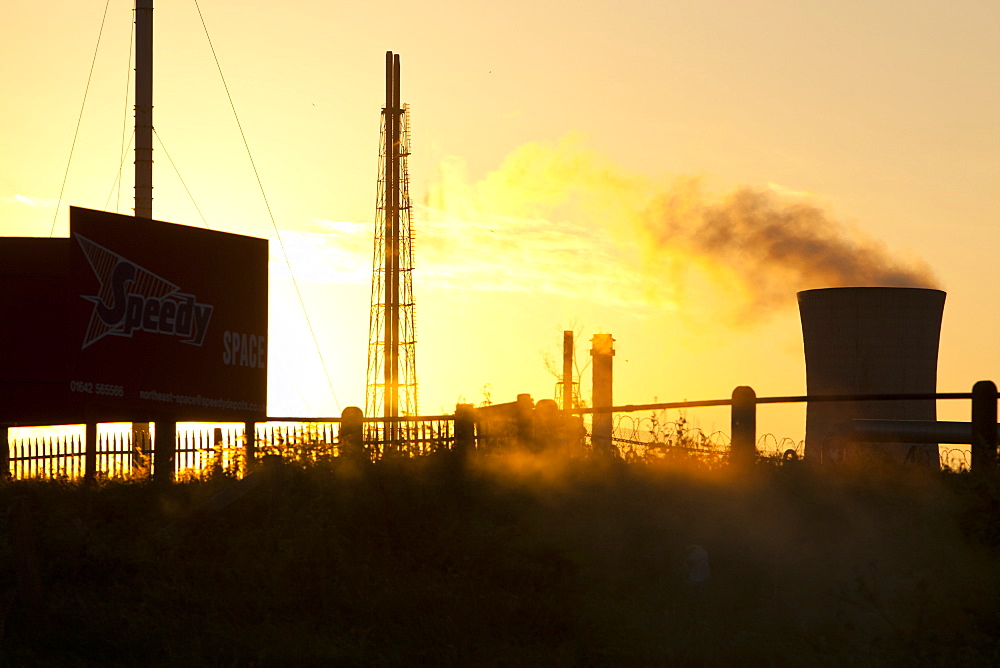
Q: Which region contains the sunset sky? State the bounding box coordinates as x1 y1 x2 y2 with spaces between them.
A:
2 1 998 442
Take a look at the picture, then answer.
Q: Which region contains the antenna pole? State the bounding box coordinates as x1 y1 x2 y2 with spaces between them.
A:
367 52 418 452
383 52 399 447
135 0 153 218
132 0 154 459
390 54 401 442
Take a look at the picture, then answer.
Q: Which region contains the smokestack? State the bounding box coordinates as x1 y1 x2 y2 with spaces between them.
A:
591 333 615 455
798 287 946 465
562 331 573 411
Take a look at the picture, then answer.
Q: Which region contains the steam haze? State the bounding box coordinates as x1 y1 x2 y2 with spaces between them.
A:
426 136 940 324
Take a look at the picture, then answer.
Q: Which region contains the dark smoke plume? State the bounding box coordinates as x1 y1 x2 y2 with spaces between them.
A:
643 185 940 313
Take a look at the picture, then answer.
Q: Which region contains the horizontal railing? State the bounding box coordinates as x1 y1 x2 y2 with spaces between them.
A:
574 392 973 414
579 386 992 472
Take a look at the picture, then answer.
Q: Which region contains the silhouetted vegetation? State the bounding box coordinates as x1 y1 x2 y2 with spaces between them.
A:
1 454 998 664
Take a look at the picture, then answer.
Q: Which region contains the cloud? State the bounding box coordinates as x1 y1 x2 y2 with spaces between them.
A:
4 194 57 208
765 182 821 201
424 135 939 324
270 222 370 285
309 218 368 235
272 150 655 309
416 205 651 308
418 135 661 308
278 135 938 327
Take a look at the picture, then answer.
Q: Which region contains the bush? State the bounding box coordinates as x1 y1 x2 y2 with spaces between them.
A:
1 454 998 664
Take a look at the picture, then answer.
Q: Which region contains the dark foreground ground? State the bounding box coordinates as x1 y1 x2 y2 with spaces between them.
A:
1 453 999 665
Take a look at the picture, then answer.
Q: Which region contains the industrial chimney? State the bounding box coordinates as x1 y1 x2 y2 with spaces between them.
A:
798 287 946 464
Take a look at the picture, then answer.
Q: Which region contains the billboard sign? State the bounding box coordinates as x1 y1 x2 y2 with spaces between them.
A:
1 208 269 423
67 207 268 421
0 238 74 424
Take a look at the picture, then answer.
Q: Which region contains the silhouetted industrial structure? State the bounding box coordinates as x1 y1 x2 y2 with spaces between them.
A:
366 52 418 449
555 330 581 411
799 287 946 464
590 334 615 455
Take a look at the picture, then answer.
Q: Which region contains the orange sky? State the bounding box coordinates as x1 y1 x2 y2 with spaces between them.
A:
2 1 999 443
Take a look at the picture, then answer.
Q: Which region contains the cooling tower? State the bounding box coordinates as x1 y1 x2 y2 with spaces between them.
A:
798 287 946 464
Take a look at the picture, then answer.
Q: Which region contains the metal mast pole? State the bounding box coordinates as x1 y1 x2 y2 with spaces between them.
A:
132 0 154 464
366 51 417 452
390 54 401 443
383 52 399 448
135 0 153 218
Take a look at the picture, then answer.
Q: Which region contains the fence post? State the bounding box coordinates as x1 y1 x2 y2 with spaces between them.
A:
131 424 149 477
730 386 757 468
132 422 150 473
532 399 559 452
971 380 997 475
210 427 224 476
1 424 10 479
153 419 176 483
454 403 476 454
84 422 98 484
338 407 365 461
514 394 534 448
244 421 257 472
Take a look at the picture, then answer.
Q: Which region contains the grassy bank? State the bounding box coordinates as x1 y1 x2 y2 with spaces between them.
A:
1 453 999 664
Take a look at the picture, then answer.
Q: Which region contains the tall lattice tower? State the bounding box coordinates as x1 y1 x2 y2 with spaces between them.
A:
366 51 417 448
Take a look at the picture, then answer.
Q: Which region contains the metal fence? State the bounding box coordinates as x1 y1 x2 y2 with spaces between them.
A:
593 410 973 470
580 388 987 471
5 416 457 481
4 385 992 480
360 416 455 457
600 412 735 464
8 427 246 480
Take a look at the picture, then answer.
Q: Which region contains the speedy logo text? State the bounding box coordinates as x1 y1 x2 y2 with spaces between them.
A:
76 233 214 349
